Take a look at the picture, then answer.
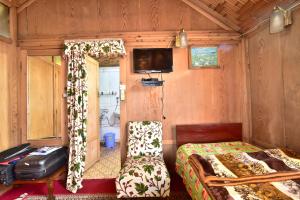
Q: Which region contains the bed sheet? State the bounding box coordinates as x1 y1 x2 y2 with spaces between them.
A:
175 141 261 200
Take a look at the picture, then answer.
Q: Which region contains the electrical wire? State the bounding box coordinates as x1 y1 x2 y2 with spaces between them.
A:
161 73 166 120
114 96 119 112
241 1 300 37
290 1 300 10
240 18 269 37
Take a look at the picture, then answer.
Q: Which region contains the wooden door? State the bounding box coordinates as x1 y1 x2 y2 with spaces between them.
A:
85 56 100 170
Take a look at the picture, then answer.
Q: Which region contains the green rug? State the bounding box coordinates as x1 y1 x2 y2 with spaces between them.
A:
26 192 191 200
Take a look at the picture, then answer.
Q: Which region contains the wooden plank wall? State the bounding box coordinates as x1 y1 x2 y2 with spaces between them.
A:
0 7 19 152
247 8 300 152
17 0 221 39
0 41 12 151
122 44 246 166
13 0 248 167
0 5 18 195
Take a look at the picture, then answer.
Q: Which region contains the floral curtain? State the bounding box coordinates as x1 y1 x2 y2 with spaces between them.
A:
64 39 126 193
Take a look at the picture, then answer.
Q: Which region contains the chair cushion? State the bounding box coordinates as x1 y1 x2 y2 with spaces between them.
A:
116 156 170 198
127 121 163 157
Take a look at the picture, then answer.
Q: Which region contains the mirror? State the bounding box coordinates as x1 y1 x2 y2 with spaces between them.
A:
0 2 10 38
27 56 63 140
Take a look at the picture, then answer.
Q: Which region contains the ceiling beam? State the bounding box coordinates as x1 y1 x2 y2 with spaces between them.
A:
240 0 298 32
17 0 37 13
181 0 241 32
0 0 14 7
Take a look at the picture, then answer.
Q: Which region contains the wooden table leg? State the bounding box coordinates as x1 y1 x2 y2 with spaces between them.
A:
13 167 66 199
47 180 55 200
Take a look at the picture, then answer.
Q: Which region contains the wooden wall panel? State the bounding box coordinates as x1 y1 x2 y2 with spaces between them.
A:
281 9 300 152
0 7 18 152
248 27 285 148
247 8 300 152
0 41 10 151
239 38 252 143
98 0 130 32
0 41 18 151
17 0 222 39
15 0 247 167
123 44 245 164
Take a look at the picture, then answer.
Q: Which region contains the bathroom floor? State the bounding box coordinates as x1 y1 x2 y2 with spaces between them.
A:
84 143 120 179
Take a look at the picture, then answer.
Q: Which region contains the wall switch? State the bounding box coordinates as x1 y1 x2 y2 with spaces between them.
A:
120 84 126 101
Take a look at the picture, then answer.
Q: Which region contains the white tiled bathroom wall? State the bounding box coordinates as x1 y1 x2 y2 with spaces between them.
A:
99 66 120 142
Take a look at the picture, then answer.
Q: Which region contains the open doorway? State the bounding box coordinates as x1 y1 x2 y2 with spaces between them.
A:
84 59 121 179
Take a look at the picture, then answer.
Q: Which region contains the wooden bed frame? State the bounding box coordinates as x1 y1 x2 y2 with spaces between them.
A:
175 123 243 199
176 123 243 147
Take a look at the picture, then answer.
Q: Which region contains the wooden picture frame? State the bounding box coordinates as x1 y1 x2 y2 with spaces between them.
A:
189 46 219 69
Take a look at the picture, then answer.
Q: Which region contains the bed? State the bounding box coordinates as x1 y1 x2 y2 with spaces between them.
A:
175 123 300 200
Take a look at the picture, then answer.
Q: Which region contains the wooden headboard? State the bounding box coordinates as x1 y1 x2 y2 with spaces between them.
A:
176 123 242 148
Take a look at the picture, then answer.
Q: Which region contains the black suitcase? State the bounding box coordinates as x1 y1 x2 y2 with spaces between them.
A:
0 143 36 185
14 147 68 180
0 164 14 186
0 143 31 163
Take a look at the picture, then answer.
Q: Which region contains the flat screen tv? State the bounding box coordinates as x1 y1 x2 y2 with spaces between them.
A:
133 48 173 73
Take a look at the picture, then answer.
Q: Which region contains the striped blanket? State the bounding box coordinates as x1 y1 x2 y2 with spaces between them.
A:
189 148 300 200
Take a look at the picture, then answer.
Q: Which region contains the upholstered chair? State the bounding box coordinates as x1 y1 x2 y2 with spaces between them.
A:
115 121 170 198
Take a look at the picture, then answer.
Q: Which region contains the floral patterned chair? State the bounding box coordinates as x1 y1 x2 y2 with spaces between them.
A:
115 121 171 198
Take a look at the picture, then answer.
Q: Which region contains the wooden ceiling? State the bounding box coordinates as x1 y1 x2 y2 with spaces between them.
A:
1 0 37 13
3 0 300 33
181 0 299 32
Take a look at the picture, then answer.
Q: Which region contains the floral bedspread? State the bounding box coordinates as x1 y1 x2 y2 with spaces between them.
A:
189 149 300 200
175 141 261 200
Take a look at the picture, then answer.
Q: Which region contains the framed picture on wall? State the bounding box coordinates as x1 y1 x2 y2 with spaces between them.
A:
189 46 219 69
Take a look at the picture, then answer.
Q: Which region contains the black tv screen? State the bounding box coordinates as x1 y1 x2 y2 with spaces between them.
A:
133 48 173 73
